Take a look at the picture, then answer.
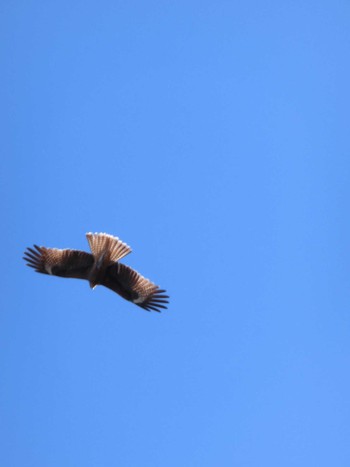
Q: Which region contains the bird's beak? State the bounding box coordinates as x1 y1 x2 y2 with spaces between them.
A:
89 281 97 290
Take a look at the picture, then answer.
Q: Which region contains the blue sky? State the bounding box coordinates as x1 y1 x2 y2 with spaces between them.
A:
1 1 350 466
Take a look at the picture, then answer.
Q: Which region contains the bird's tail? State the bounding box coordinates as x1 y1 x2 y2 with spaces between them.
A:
86 232 131 264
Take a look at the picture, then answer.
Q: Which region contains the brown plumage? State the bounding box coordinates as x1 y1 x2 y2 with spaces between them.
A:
23 233 169 312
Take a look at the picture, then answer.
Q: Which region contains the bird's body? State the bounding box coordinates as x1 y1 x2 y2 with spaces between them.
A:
23 232 169 312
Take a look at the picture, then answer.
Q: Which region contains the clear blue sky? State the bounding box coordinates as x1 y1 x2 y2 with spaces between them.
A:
1 1 350 466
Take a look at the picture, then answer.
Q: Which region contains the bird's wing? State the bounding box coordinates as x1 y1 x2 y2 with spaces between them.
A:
102 263 169 312
23 245 94 280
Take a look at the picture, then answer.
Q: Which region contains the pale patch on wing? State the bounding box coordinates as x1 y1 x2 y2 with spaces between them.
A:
133 295 144 304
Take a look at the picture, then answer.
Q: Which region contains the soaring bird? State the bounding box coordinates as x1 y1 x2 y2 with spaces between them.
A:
23 232 169 312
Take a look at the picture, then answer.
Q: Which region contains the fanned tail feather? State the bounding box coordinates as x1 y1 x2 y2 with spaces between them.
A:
86 232 131 264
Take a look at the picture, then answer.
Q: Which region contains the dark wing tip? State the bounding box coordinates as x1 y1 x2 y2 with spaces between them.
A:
23 246 46 273
138 288 169 313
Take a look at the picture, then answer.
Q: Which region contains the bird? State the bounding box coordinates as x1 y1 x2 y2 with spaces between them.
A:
23 232 169 312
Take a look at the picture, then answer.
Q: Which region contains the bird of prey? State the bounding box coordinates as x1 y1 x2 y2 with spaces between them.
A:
23 232 169 312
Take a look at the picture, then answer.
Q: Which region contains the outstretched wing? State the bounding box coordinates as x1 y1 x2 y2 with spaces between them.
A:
23 245 94 280
102 263 169 312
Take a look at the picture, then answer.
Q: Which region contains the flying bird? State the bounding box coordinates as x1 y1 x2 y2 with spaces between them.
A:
23 232 169 312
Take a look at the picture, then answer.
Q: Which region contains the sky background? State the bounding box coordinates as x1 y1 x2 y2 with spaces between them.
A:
1 1 350 466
